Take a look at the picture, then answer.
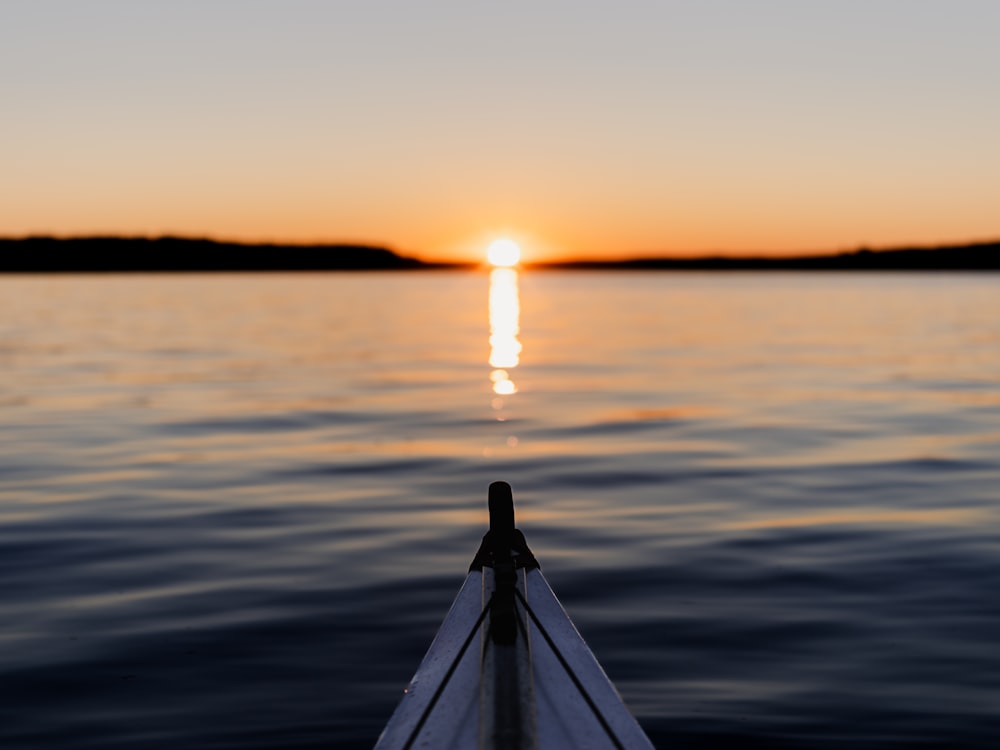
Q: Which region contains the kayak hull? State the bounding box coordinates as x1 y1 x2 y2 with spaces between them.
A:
374 566 654 749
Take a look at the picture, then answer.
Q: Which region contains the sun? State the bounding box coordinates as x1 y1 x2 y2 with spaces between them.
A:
487 238 521 267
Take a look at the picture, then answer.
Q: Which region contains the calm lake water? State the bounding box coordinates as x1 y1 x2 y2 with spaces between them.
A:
2 271 999 749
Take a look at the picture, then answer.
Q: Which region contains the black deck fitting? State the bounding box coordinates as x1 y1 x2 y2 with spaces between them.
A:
470 482 539 574
489 481 515 549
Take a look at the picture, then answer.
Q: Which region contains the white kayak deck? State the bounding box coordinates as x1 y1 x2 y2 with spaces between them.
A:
374 566 654 750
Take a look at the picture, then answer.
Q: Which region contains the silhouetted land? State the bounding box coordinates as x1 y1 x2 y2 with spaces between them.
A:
534 241 1000 271
1 235 998 272
0 236 462 272
537 242 1000 271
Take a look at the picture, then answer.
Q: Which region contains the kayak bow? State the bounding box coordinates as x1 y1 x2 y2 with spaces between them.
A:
374 482 654 750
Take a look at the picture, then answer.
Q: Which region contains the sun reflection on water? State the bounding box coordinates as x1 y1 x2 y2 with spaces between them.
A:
489 268 521 397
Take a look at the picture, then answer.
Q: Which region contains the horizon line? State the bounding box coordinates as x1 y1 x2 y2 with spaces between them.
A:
3 232 1000 265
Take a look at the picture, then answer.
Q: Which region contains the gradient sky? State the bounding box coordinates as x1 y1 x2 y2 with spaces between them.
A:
3 1 998 262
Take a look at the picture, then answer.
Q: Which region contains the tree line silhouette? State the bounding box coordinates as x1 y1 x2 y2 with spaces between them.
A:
541 242 1000 271
0 236 432 272
1 235 998 272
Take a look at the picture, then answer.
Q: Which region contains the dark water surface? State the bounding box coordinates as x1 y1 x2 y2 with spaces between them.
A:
2 271 999 748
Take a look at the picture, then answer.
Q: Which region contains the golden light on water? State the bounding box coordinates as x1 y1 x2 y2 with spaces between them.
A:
487 238 521 268
489 268 521 395
490 369 517 396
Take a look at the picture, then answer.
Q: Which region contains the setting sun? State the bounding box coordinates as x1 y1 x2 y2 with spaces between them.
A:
487 239 521 267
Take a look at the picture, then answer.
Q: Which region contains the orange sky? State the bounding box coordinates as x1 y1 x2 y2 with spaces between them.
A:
2 2 998 263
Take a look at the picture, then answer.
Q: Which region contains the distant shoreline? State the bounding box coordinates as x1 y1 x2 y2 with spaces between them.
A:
532 242 1000 271
0 236 460 273
1 235 998 272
